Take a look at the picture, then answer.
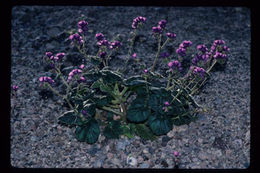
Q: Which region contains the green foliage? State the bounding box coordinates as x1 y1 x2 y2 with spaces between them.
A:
126 96 150 123
75 119 100 144
122 123 135 139
148 113 173 136
58 111 83 126
135 124 157 140
103 120 123 139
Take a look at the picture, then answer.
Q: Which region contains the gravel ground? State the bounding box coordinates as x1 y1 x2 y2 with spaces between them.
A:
10 6 250 168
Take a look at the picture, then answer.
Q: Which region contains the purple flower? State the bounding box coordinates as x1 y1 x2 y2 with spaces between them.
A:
144 69 148 73
180 40 192 48
39 76 55 85
79 64 85 69
82 110 87 116
223 46 230 52
192 66 206 78
77 20 88 33
95 33 105 41
79 76 86 83
69 33 84 45
197 44 208 53
152 26 162 34
53 53 65 61
174 151 179 157
99 51 107 58
164 101 170 106
168 60 182 71
97 39 109 47
12 85 19 91
110 41 122 49
132 53 137 58
132 16 146 29
176 47 186 57
45 52 53 58
158 19 167 28
67 69 83 82
166 32 176 39
160 52 170 58
192 53 210 65
213 51 227 59
213 40 225 46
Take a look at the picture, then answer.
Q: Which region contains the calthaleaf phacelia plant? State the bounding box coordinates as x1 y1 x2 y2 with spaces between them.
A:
39 17 229 144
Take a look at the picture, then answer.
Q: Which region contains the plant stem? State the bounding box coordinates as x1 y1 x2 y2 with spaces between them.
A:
166 72 172 89
47 84 74 111
151 34 162 72
120 103 127 122
55 67 70 89
101 106 123 116
161 38 170 49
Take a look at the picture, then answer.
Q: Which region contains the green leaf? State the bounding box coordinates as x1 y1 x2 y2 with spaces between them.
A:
75 119 100 144
92 95 113 107
103 120 123 139
58 111 82 126
83 102 96 117
122 124 135 139
148 113 173 136
90 57 101 66
126 96 150 123
100 70 122 84
91 80 103 89
135 124 157 140
124 75 149 87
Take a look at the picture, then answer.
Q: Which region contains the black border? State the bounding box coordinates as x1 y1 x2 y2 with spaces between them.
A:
6 0 255 173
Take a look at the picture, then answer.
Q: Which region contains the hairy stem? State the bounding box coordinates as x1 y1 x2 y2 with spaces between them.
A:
101 106 123 116
151 34 162 72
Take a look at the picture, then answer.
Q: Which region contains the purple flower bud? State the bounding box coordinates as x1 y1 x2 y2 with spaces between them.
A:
144 69 148 73
79 64 85 69
82 110 87 116
95 33 105 41
12 85 19 91
180 40 192 48
223 46 230 52
158 19 167 28
45 52 53 58
174 151 179 157
132 53 137 58
132 16 146 29
110 41 122 49
192 66 206 78
69 33 84 45
176 47 186 56
213 40 225 46
80 76 86 82
55 52 65 60
152 26 162 34
197 44 208 53
97 39 109 47
78 20 88 32
166 32 176 39
168 60 182 71
213 51 227 59
99 51 107 58
39 76 54 85
164 101 170 106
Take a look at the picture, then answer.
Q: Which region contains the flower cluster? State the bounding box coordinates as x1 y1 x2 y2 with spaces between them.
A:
67 69 84 82
176 40 192 57
39 76 55 85
192 53 210 65
109 40 122 49
168 60 182 71
132 16 146 29
152 19 167 34
209 40 229 61
166 32 176 39
69 33 84 45
45 52 65 61
78 20 88 34
99 51 107 58
197 44 208 53
192 66 206 78
12 85 19 91
95 33 105 41
213 51 227 59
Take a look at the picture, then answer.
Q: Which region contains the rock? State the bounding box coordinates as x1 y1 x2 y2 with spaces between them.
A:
137 156 144 163
143 148 149 154
162 136 171 143
233 139 242 149
46 26 61 37
245 130 250 142
140 162 150 168
88 147 98 157
94 159 103 168
111 158 121 166
161 160 168 168
148 147 154 155
167 130 175 138
107 153 114 160
127 155 137 166
198 138 203 143
177 124 188 132
198 152 208 160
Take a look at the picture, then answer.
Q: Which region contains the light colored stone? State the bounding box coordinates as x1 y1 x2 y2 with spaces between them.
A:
143 148 149 154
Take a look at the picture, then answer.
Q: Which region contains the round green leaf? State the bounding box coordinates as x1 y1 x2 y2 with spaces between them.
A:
148 113 173 135
75 119 100 144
